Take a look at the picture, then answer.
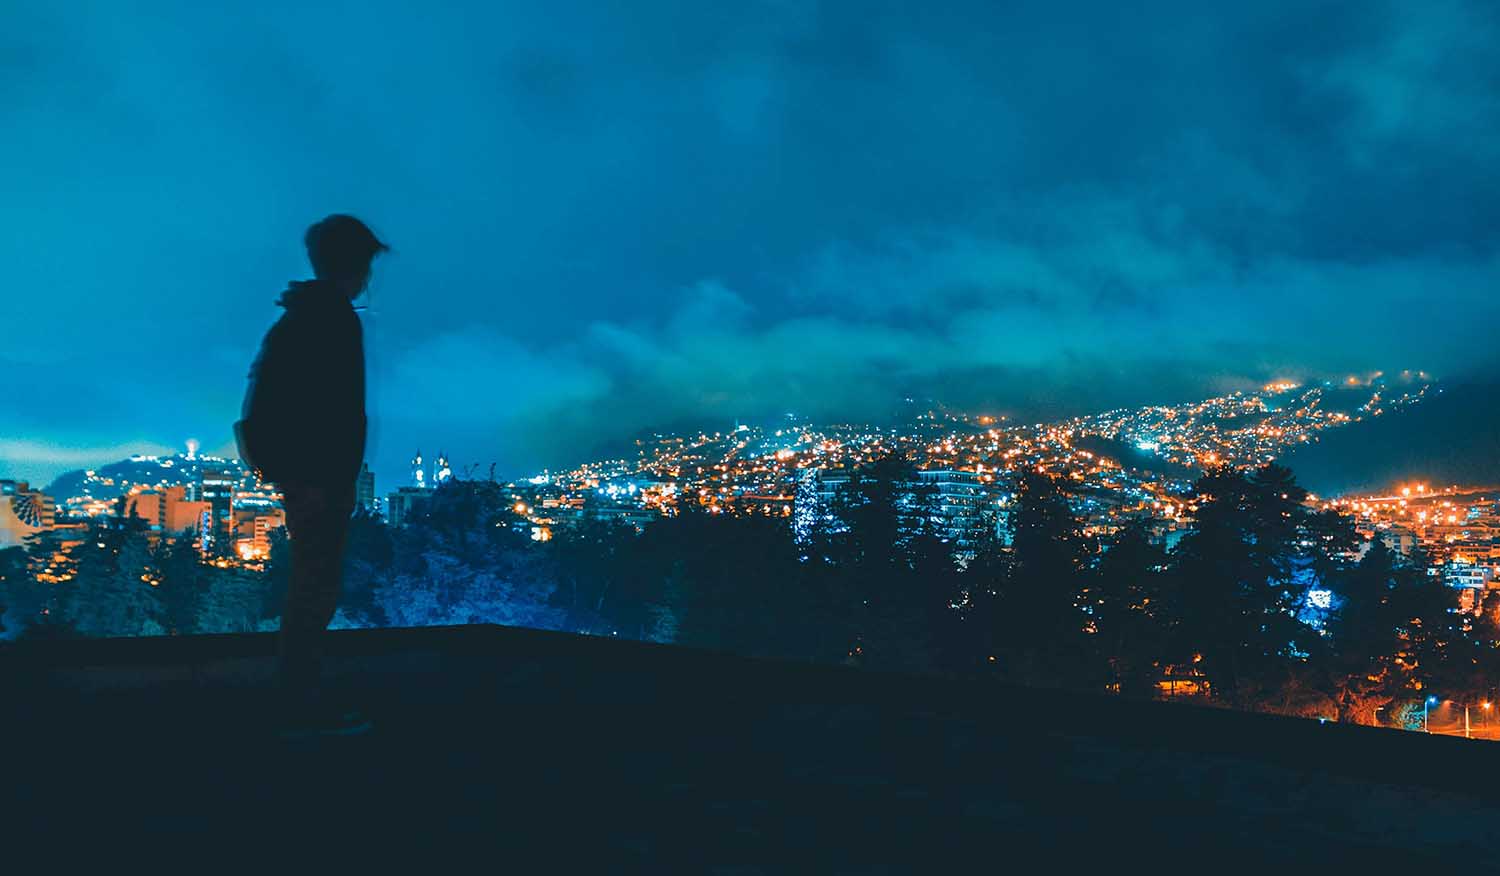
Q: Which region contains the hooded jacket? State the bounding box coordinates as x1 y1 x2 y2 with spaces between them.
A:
239 279 367 488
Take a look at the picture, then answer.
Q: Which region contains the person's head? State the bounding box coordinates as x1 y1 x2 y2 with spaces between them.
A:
304 214 389 298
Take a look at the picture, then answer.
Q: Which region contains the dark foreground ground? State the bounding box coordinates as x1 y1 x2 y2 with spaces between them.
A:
4 625 1497 871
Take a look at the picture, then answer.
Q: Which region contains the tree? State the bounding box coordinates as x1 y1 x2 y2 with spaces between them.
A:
833 457 937 671
1326 537 1402 724
371 480 564 632
1168 465 1317 708
195 567 265 633
372 548 563 630
1090 524 1169 699
14 614 80 641
342 510 393 625
946 521 1012 676
65 523 164 638
1387 545 1485 720
156 536 209 635
0 545 42 637
996 471 1097 688
1387 547 1461 699
1304 508 1361 585
548 516 638 636
624 505 821 659
1466 590 1500 712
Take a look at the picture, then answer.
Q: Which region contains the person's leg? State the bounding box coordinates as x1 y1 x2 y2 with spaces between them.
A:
278 483 355 711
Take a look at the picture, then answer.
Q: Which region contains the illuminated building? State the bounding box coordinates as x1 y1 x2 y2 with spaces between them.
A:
125 484 212 535
412 450 425 489
199 468 237 556
590 503 658 531
163 486 211 534
1446 561 1497 591
791 468 1002 547
231 484 284 558
237 513 286 560
812 473 851 508
125 489 166 529
0 480 54 549
907 469 1001 546
356 463 376 512
435 452 452 485
1378 526 1419 557
233 486 280 514
387 486 433 528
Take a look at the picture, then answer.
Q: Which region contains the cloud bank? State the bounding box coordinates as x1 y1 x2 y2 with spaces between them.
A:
1 0 1497 486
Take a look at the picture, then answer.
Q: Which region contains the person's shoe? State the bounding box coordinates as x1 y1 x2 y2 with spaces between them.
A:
277 704 374 739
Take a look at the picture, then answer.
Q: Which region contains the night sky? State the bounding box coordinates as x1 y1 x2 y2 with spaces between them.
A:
3 1 1498 490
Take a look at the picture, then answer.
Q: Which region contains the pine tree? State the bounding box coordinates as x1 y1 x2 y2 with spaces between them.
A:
157 536 208 635
1388 546 1461 699
0 545 43 637
67 525 164 638
550 515 636 635
950 523 1011 675
196 567 264 633
1327 537 1401 724
1169 465 1315 708
1091 524 1168 698
841 457 929 670
998 471 1096 687
342 509 393 624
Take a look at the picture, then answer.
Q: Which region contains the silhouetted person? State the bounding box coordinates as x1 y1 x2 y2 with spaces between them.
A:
237 214 387 736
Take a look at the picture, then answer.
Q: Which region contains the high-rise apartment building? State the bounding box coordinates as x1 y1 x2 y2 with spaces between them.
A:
199 468 237 556
387 485 434 529
356 463 376 512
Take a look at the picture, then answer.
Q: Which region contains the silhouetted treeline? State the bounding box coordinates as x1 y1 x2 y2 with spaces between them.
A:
2 462 1493 726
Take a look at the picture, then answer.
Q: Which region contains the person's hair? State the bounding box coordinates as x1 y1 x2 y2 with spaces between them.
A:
304 214 389 281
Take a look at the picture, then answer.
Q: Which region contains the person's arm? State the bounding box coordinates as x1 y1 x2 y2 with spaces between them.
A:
239 314 305 481
317 307 367 486
344 310 368 472
244 317 293 424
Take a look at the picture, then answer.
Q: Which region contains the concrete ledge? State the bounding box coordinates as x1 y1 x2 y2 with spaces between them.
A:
3 624 1496 862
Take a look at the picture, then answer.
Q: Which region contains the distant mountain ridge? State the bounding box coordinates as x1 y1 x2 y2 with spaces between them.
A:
43 454 233 503
1282 377 1500 495
34 376 1495 504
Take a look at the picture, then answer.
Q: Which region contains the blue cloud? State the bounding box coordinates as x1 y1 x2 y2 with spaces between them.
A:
1 0 1497 488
